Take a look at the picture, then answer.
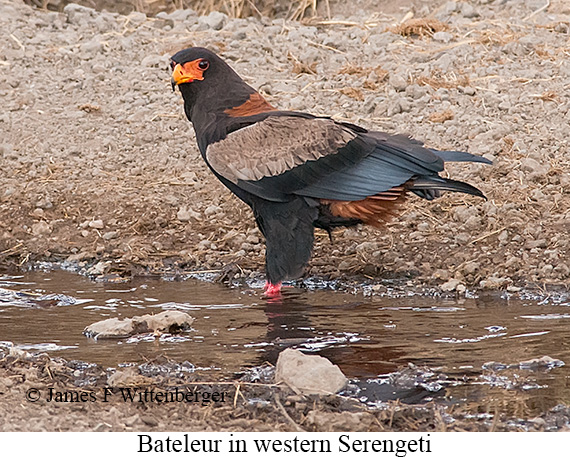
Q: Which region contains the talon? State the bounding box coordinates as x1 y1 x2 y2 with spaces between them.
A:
264 281 282 297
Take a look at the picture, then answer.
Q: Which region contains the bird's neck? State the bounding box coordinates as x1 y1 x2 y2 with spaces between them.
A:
182 85 276 153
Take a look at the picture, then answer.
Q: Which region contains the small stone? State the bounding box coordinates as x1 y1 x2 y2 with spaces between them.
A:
460 86 476 96
177 207 201 222
275 348 348 395
89 219 104 229
204 205 221 217
433 31 453 43
460 2 479 18
356 241 378 252
520 158 549 178
462 261 480 275
524 239 547 250
84 310 194 339
198 11 227 30
126 11 147 25
141 54 163 68
442 1 458 14
31 221 52 236
86 261 110 276
102 231 118 240
108 368 149 388
479 276 510 289
140 415 159 427
441 278 462 292
36 198 53 209
232 31 247 40
91 63 106 74
389 73 407 92
79 37 103 57
124 414 141 427
245 234 259 244
63 3 95 24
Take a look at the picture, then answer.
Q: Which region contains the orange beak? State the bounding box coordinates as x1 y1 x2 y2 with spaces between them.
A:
171 60 204 90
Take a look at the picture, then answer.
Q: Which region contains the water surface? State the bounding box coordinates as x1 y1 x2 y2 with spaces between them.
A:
1 269 568 417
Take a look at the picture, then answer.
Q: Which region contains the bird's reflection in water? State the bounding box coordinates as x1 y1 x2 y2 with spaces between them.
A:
260 288 404 378
257 288 445 404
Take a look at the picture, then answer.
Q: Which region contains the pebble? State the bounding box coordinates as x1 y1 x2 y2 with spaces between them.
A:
164 9 196 22
88 219 104 229
462 261 480 275
520 158 549 177
141 54 165 68
460 2 479 18
126 11 147 25
433 31 453 43
389 73 408 92
177 207 201 222
31 208 44 218
479 276 510 289
103 231 118 240
524 239 547 250
245 234 259 244
36 198 53 209
63 3 95 25
31 221 51 236
441 278 463 292
140 415 159 427
198 11 227 30
204 205 221 217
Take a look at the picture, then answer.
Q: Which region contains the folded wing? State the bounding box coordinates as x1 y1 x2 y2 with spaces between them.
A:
206 114 490 203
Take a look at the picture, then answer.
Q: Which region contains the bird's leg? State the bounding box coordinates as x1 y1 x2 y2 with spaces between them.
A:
263 281 282 297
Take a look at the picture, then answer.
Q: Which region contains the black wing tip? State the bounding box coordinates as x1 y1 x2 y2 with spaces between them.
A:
410 177 488 200
432 149 493 165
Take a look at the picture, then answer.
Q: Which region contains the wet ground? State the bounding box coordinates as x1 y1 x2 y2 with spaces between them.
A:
1 267 569 429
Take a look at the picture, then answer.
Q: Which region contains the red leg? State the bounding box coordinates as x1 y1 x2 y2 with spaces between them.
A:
263 281 282 297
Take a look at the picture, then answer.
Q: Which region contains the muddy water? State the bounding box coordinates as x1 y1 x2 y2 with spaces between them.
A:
1 269 569 416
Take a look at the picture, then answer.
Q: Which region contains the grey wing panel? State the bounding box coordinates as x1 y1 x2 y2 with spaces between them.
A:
205 116 357 184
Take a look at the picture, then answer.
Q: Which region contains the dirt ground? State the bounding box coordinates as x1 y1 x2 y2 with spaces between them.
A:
1 0 570 295
1 0 570 431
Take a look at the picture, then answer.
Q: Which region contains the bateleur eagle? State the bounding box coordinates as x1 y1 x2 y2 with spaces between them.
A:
170 47 491 296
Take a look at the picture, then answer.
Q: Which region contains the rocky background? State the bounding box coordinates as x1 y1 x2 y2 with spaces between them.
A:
1 0 569 292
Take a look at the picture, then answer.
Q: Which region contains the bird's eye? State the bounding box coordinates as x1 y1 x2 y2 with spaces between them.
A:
170 60 176 70
198 60 210 70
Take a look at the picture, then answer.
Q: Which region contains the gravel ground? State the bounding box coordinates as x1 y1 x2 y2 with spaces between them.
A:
2 349 569 432
1 0 569 293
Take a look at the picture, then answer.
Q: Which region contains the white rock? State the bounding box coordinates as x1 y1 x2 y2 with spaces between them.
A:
31 221 52 236
275 348 347 395
198 11 227 30
177 207 201 222
84 310 194 339
389 73 407 92
89 219 104 229
441 278 462 292
63 3 95 24
433 31 453 43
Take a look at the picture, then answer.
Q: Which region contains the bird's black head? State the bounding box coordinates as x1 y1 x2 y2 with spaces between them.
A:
170 47 220 90
170 47 258 120
170 47 256 98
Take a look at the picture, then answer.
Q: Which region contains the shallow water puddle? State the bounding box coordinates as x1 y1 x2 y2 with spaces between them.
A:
0 269 568 417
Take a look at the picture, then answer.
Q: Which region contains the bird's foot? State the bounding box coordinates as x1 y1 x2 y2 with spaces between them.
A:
263 281 282 297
